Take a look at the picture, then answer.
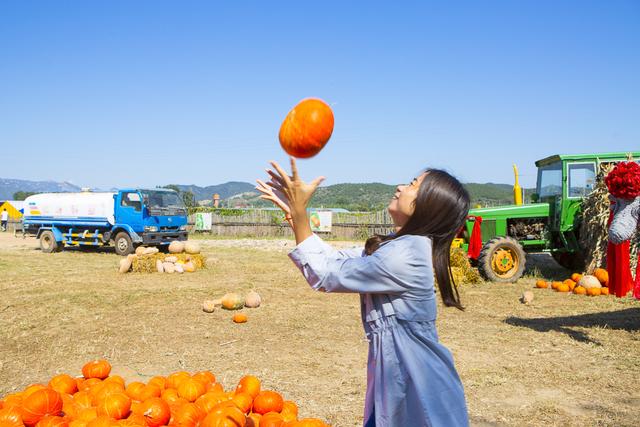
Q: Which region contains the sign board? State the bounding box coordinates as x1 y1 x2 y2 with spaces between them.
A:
309 210 332 232
194 212 212 231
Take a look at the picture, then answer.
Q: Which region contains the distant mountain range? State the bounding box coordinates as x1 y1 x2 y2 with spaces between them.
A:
1 178 531 209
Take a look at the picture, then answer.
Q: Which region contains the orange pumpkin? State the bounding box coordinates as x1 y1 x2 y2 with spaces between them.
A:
279 98 334 159
600 287 610 296
97 393 131 420
72 393 93 410
48 375 77 395
586 287 601 296
92 382 125 406
139 398 170 427
191 372 216 387
103 376 125 388
76 408 97 423
78 380 101 393
258 412 284 427
1 418 25 427
534 280 548 289
124 383 146 402
21 389 63 426
245 413 261 427
2 393 24 409
563 279 576 291
551 281 562 290
160 389 180 405
200 406 245 427
177 379 205 403
69 420 88 427
81 361 111 380
147 378 166 392
165 373 190 390
85 416 114 427
230 393 252 414
593 268 609 286
137 385 161 402
118 414 145 427
172 403 205 427
280 401 298 422
252 392 283 416
36 415 68 427
573 286 586 295
235 376 260 400
571 273 583 282
0 406 24 425
232 314 248 324
556 283 570 293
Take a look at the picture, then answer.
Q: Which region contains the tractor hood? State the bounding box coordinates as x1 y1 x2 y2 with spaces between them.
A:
469 203 550 220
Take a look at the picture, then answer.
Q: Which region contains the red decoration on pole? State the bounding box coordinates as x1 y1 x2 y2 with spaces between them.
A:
467 216 483 260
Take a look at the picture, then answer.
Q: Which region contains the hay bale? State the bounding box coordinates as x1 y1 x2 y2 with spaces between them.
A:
131 253 207 273
450 247 482 285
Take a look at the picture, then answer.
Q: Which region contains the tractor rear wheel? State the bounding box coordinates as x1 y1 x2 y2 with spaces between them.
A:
478 236 526 283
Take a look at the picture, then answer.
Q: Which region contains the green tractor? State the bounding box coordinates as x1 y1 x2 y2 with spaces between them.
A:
462 151 640 282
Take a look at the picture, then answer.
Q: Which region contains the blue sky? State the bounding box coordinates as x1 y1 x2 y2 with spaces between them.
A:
1 1 638 190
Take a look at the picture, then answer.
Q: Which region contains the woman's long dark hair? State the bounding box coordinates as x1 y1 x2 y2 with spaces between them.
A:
364 169 470 310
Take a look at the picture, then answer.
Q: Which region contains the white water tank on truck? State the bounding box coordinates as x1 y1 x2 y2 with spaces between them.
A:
23 192 117 225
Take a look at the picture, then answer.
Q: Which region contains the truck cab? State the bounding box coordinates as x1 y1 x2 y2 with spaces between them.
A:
463 152 640 282
111 189 188 255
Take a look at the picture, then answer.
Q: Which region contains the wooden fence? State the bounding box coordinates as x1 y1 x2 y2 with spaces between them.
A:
189 209 395 239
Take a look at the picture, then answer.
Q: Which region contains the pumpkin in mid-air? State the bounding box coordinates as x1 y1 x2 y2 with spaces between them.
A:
279 98 334 158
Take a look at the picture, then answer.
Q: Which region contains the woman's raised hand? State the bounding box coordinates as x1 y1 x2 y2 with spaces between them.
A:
255 178 290 215
266 157 325 218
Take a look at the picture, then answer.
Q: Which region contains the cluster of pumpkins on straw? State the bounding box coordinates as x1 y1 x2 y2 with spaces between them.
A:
202 292 262 324
0 360 330 427
535 268 610 296
118 241 202 274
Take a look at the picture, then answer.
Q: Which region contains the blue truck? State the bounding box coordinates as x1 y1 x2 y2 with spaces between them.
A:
22 188 188 255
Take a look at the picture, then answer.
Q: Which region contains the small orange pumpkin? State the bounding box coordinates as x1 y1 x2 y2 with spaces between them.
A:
177 379 206 403
258 412 284 427
593 268 609 286
97 393 131 420
600 287 610 296
279 98 334 159
556 283 570 293
252 391 283 416
573 286 587 295
48 375 78 395
235 376 260 399
551 281 562 290
571 273 583 282
139 398 170 427
232 313 248 324
586 287 601 296
200 406 245 427
535 280 549 289
165 372 190 390
82 361 111 380
280 401 298 422
21 389 63 426
172 403 205 427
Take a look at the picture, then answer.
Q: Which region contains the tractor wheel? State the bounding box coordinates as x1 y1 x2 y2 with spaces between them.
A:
114 232 134 256
40 231 62 253
477 236 526 283
551 251 586 271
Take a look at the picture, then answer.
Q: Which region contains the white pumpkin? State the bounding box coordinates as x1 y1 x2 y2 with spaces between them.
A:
119 257 132 273
174 264 184 274
202 300 216 313
135 246 147 255
169 241 185 254
163 262 175 274
156 260 164 273
578 275 602 289
184 241 201 254
244 291 262 308
183 262 196 273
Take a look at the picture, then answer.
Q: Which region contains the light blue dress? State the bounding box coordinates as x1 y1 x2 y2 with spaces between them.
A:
289 234 469 427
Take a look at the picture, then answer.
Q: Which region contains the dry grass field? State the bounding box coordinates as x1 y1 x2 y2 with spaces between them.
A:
1 233 639 426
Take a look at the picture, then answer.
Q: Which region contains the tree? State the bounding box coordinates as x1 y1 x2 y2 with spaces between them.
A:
181 191 197 208
13 191 37 200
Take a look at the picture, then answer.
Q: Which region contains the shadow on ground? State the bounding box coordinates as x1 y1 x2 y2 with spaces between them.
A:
505 307 640 344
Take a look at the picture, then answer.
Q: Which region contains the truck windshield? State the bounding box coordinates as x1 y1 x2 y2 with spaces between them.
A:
537 162 562 198
141 191 187 215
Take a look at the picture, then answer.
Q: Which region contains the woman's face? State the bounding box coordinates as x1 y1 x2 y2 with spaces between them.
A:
388 172 427 228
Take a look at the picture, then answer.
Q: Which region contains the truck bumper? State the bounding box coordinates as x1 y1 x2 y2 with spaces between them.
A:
142 231 188 245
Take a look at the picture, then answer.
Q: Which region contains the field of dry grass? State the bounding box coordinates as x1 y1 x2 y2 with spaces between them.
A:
1 233 639 426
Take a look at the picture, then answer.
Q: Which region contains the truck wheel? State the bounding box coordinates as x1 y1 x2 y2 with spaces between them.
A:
40 231 62 253
478 236 526 283
114 232 134 256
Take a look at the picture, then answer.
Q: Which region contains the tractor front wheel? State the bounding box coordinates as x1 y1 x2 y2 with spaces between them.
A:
478 236 526 283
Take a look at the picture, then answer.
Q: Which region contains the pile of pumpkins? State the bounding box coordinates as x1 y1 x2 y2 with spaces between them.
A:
118 241 201 274
535 268 610 296
0 360 330 427
203 292 262 324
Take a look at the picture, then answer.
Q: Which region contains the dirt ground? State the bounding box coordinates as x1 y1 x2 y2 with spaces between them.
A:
1 232 639 426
